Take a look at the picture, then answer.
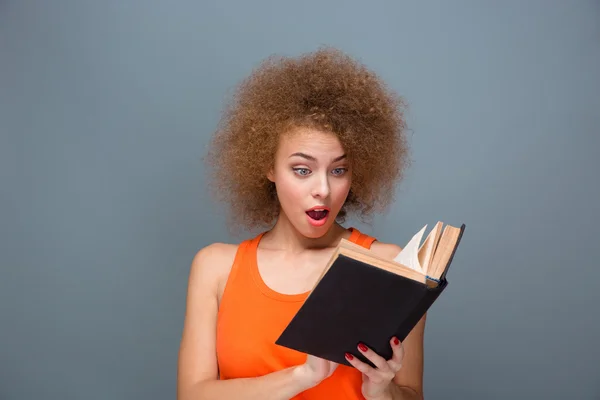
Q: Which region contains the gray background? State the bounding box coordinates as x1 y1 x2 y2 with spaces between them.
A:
1 0 599 399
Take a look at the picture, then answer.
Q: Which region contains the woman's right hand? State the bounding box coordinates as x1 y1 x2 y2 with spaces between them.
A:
294 354 339 388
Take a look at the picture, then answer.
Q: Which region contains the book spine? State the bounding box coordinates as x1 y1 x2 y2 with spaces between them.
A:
440 223 466 281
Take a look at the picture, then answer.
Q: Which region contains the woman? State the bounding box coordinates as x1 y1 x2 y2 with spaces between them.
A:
177 47 425 400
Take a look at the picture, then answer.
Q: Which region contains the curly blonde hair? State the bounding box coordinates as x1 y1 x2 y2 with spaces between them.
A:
205 47 410 231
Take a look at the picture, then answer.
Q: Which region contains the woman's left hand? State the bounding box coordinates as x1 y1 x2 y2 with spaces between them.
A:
344 336 404 400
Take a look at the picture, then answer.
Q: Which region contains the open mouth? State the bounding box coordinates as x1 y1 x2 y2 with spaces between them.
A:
306 209 329 221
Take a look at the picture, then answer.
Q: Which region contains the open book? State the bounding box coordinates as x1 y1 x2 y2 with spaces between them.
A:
275 221 466 367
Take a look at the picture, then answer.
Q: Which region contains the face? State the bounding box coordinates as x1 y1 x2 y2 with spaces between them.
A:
267 127 352 238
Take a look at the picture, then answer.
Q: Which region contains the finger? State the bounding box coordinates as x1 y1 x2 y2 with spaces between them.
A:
326 361 339 378
344 352 381 381
357 342 393 373
387 336 404 371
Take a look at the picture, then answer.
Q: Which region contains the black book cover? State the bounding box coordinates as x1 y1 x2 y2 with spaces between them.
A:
275 224 465 367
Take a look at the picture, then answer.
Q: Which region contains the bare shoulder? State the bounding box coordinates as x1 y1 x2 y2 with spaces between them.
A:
191 242 239 273
188 242 239 293
369 240 402 260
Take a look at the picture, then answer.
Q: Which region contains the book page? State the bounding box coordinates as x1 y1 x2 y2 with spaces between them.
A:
428 225 461 279
393 225 427 273
418 221 443 275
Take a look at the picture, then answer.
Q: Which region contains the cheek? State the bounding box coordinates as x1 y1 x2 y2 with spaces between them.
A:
275 175 304 200
331 178 352 203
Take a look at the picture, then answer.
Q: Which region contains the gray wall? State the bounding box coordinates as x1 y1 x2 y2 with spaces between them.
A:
1 1 598 399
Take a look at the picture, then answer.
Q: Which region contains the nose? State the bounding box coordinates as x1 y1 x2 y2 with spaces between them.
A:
311 173 331 199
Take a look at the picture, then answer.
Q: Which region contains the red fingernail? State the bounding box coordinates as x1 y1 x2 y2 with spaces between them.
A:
393 337 400 345
345 352 354 360
358 343 368 352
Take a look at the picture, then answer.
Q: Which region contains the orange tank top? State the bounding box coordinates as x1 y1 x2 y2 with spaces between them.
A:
216 227 377 399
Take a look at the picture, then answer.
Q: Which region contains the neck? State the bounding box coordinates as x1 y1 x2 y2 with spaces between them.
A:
263 210 350 252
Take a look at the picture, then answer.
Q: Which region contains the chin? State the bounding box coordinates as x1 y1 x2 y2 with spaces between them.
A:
300 227 328 239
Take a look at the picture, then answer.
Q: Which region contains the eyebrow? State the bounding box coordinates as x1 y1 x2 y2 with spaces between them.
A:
289 152 347 162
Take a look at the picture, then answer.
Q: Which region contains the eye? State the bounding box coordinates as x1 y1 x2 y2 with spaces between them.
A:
331 168 347 176
293 167 311 176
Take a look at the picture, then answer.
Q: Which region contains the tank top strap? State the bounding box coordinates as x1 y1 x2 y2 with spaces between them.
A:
221 231 267 289
348 227 377 249
219 235 258 298
228 238 251 278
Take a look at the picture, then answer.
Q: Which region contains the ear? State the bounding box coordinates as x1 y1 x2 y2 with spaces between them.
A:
266 167 275 182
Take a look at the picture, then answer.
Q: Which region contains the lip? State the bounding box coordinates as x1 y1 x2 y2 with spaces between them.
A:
306 212 328 227
305 206 330 212
305 206 330 227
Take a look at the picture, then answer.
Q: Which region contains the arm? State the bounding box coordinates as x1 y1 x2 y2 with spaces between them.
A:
176 243 327 400
183 368 316 400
